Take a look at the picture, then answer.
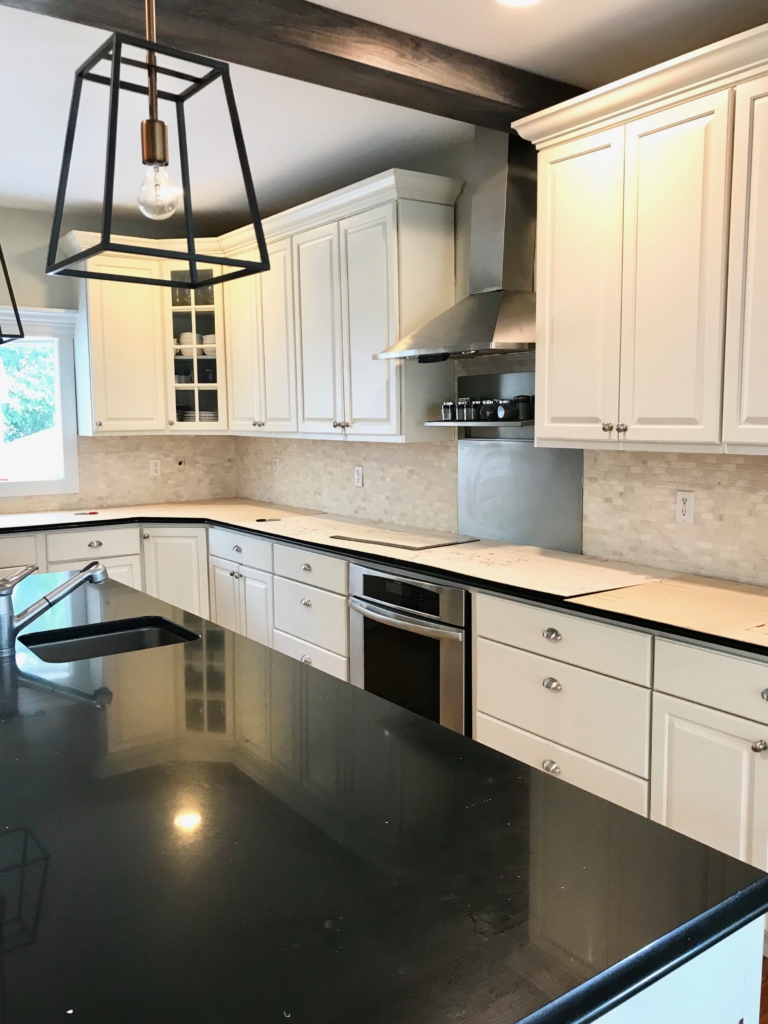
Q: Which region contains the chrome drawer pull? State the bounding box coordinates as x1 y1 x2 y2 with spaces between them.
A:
542 759 561 775
542 627 562 643
301 598 312 607
542 677 562 692
87 540 103 548
233 545 242 553
761 689 768 702
752 740 768 753
301 563 312 572
300 655 312 665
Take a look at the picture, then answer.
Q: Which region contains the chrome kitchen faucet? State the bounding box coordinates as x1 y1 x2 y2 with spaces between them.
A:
0 562 108 657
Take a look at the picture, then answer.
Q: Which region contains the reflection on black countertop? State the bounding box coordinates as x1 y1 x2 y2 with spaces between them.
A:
0 574 767 1024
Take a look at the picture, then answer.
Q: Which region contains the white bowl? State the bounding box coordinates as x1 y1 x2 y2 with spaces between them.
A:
179 332 201 345
201 347 216 356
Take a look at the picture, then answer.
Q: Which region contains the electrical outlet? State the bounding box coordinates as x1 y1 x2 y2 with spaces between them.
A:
272 458 280 476
676 490 695 523
176 459 186 473
354 466 364 488
149 459 161 477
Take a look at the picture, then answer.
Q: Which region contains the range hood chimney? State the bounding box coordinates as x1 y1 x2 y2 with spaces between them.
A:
375 128 536 362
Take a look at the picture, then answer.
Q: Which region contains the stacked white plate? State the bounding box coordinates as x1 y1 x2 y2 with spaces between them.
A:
179 332 202 346
201 334 216 356
179 411 197 422
199 411 218 422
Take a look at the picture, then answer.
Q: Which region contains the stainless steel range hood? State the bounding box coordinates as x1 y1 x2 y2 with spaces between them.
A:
375 129 537 362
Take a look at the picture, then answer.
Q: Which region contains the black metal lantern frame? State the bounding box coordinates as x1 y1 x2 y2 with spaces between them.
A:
0 241 24 344
46 33 270 288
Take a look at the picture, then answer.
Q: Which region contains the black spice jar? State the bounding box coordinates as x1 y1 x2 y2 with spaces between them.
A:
514 395 533 422
441 401 455 421
496 400 518 421
479 399 498 420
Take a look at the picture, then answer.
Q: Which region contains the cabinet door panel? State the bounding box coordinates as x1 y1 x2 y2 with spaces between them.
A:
208 555 241 633
50 555 143 591
535 127 624 442
241 565 273 648
651 693 768 868
223 258 262 431
724 75 768 444
619 92 731 443
87 257 167 432
340 204 399 435
143 527 209 618
293 223 344 434
261 239 298 432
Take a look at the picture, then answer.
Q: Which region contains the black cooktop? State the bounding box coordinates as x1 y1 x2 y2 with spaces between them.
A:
0 575 766 1024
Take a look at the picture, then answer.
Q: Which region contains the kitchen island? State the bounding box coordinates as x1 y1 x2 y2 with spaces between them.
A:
0 572 766 1023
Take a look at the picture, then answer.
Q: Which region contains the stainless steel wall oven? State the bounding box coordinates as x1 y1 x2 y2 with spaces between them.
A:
348 564 467 734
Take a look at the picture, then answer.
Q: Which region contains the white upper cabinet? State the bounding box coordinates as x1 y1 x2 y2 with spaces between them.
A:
619 92 731 444
293 222 345 435
260 238 298 432
339 204 399 436
535 128 624 443
76 253 167 434
723 74 768 446
514 26 768 453
223 257 262 432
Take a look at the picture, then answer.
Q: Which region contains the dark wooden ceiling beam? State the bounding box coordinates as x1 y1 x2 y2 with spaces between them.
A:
0 0 581 129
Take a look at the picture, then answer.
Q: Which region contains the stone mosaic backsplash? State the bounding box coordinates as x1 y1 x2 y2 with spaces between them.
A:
236 436 459 534
583 449 768 587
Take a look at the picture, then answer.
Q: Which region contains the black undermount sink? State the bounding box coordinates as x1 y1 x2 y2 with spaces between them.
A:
20 616 200 663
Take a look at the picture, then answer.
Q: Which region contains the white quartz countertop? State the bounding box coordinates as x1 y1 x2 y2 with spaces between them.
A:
3 497 766 649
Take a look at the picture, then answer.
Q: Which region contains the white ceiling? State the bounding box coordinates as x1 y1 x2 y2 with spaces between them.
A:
0 6 472 229
319 0 768 88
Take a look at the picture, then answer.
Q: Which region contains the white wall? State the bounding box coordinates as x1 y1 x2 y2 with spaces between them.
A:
0 207 78 309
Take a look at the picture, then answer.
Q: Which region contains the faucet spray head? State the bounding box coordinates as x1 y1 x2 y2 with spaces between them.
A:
84 561 109 584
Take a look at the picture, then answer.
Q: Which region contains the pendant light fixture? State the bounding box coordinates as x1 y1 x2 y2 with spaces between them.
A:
0 240 24 344
46 0 269 288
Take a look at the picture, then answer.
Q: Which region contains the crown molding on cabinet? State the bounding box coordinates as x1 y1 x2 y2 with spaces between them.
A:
513 22 768 146
220 169 463 254
0 306 77 338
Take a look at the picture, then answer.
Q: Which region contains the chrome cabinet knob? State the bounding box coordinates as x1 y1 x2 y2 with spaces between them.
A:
616 423 628 433
230 570 236 577
301 598 312 607
301 563 312 572
333 421 340 428
95 420 103 427
169 420 175 425
601 422 614 432
542 677 562 692
233 545 242 553
300 655 312 665
542 759 561 775
761 689 768 702
142 534 150 540
252 420 258 427
752 740 768 753
542 627 562 643
87 540 103 548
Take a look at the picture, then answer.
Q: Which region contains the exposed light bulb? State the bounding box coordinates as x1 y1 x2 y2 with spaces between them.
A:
137 163 181 221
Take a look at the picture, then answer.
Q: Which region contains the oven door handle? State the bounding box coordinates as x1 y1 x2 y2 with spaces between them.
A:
348 596 464 642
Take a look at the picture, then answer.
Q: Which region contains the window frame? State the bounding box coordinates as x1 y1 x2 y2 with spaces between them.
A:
0 308 79 497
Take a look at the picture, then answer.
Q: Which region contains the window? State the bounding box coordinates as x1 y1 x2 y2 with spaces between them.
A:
0 309 78 496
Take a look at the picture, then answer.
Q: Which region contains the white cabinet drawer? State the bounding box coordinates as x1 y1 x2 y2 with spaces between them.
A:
0 533 40 569
273 577 348 656
273 628 349 682
209 528 272 572
273 543 348 594
50 555 143 590
475 593 652 685
655 639 768 726
477 638 650 777
47 526 141 563
476 712 648 816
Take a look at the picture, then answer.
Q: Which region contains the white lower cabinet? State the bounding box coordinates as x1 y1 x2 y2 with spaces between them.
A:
142 526 209 618
50 555 143 590
651 692 768 867
0 533 45 572
209 555 273 648
273 628 348 682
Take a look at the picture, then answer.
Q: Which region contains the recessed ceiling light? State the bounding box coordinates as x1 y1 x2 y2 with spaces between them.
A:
497 0 540 6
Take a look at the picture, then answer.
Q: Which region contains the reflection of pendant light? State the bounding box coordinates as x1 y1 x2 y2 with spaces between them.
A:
46 0 269 289
0 240 24 344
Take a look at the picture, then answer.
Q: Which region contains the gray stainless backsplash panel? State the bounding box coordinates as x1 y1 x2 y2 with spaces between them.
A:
458 440 583 553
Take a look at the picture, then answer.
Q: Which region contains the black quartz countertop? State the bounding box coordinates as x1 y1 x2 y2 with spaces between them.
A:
1 574 767 1024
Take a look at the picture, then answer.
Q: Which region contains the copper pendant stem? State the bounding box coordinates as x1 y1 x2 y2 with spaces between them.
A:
141 0 168 164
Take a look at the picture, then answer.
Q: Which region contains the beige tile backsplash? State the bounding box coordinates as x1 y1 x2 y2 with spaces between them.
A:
583 449 768 587
236 437 459 533
0 436 237 515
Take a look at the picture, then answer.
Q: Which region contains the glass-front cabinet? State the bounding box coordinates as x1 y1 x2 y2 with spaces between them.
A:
165 267 227 430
